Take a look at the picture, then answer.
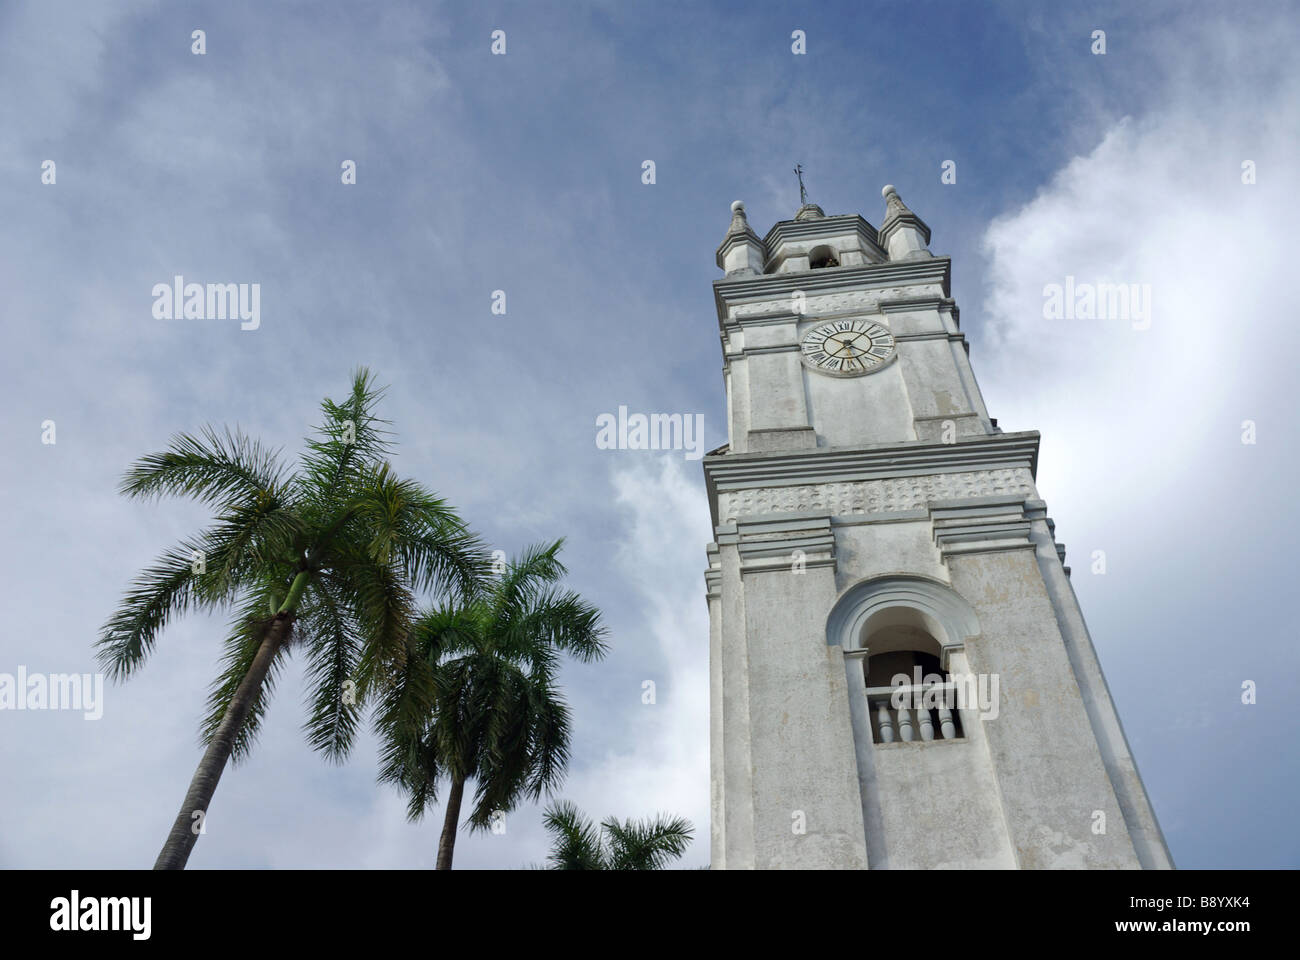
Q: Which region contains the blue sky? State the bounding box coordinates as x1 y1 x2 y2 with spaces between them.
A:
1 0 1297 869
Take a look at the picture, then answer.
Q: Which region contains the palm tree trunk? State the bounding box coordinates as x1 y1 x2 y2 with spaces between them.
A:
435 776 465 870
153 611 294 869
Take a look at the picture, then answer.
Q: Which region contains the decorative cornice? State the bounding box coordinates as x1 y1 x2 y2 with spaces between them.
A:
704 569 722 597
762 213 879 248
728 515 837 574
703 544 721 598
717 468 1036 525
713 258 951 321
705 431 1039 488
932 499 1035 558
1029 507 1070 574
735 342 802 356
879 210 932 247
878 296 956 316
721 300 957 335
721 311 803 331
894 331 963 344
702 432 1039 529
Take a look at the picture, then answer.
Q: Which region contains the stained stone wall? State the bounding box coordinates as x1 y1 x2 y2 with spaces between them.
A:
718 468 1036 523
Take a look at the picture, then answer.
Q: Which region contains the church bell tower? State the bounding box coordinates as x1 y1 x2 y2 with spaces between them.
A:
703 184 1173 870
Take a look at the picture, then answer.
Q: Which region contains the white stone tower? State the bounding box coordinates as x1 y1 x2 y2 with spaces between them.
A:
704 186 1172 870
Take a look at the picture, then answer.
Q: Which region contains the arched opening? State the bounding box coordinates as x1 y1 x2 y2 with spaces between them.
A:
809 244 839 269
826 576 981 747
861 612 964 743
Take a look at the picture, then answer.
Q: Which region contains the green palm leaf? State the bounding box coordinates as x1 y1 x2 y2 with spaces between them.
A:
540 802 694 870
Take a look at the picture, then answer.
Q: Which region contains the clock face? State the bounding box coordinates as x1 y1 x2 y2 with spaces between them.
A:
800 319 896 377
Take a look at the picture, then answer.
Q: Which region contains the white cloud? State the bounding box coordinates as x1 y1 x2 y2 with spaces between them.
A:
979 28 1300 535
974 12 1300 864
556 456 713 866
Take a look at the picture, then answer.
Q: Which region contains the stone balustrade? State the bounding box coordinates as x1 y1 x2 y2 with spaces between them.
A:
867 683 963 744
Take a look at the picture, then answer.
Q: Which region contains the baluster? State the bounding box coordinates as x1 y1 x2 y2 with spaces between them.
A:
875 700 895 743
937 702 956 740
917 701 935 741
897 703 915 742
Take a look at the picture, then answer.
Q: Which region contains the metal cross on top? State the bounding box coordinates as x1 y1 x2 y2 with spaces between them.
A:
794 163 808 205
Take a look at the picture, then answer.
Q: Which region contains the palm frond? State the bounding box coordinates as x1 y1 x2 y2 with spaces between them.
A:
465 664 535 828
507 587 608 665
120 425 286 509
298 573 366 760
339 462 488 598
523 684 571 798
542 800 605 870
602 813 694 870
297 367 393 508
489 540 566 623
331 541 415 695
96 538 212 680
195 499 302 604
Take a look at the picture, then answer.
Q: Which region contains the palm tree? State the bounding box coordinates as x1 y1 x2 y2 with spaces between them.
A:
98 369 486 869
540 800 694 869
377 541 608 869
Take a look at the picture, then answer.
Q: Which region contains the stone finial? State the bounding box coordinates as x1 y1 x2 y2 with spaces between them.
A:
878 183 932 261
716 199 767 275
882 183 907 214
724 200 752 238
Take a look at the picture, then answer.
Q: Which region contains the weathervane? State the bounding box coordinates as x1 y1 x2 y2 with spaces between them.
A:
794 163 807 205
